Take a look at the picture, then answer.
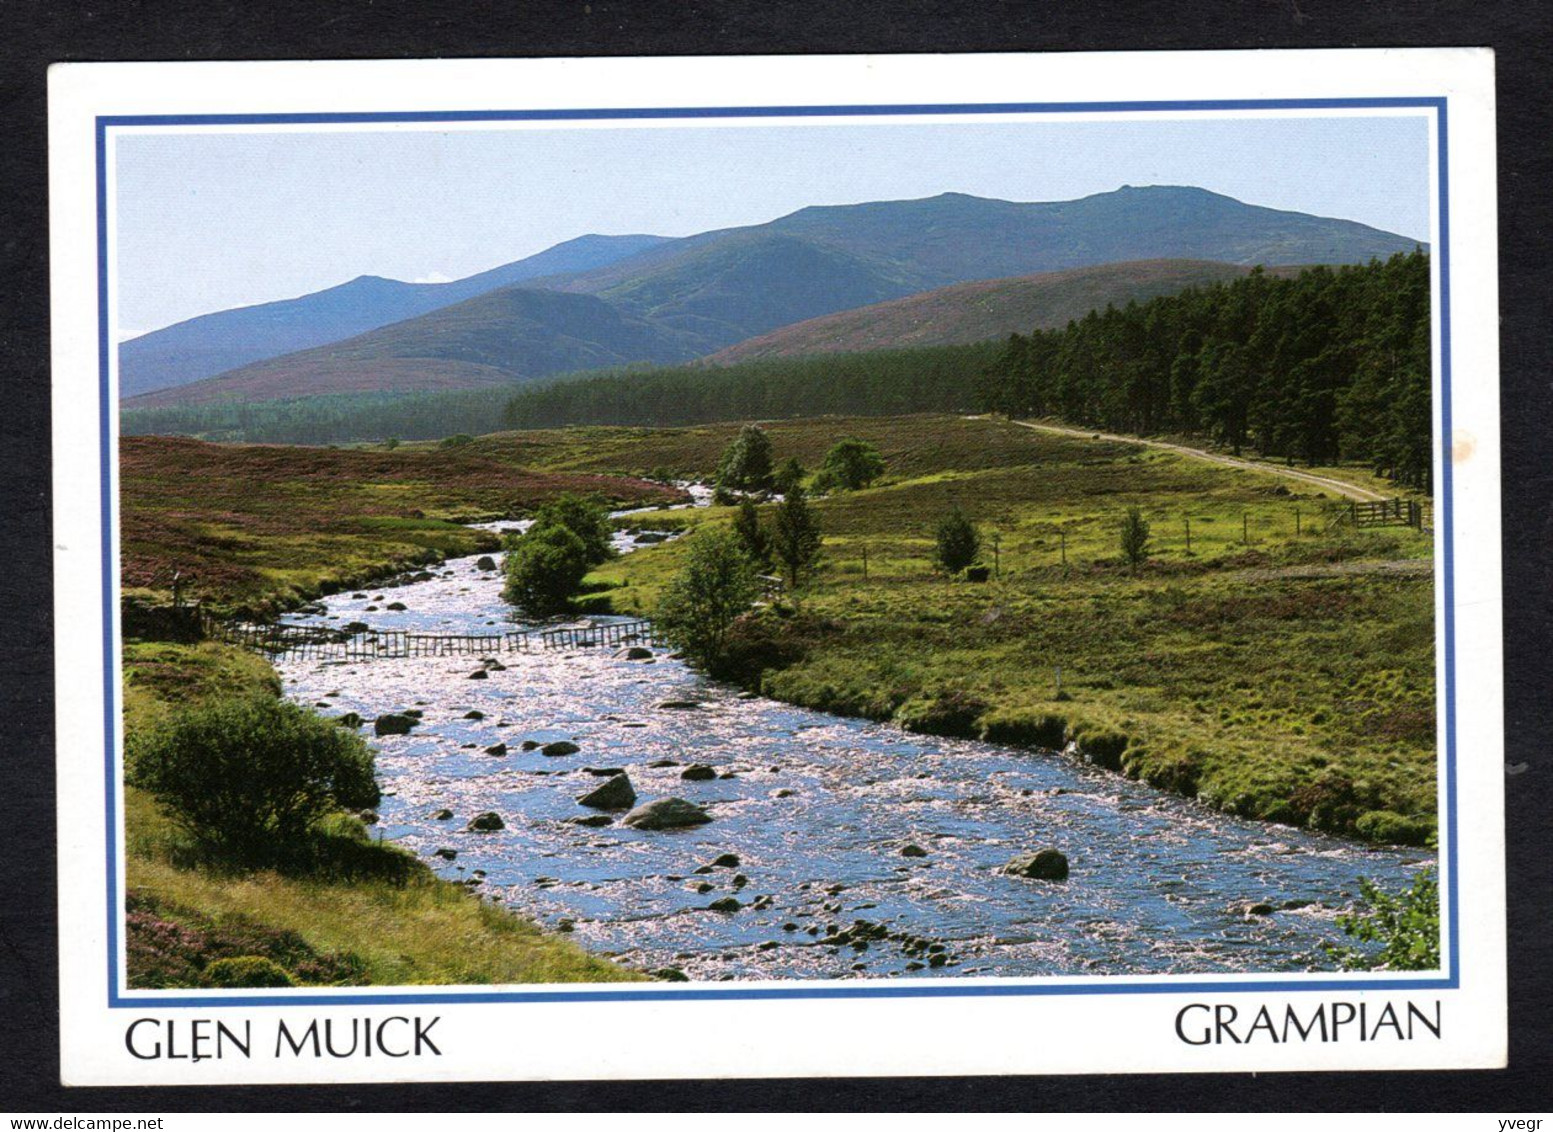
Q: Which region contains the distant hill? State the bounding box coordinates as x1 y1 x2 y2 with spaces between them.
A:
707 259 1306 363
130 187 1423 410
118 233 670 398
541 186 1422 335
126 287 696 409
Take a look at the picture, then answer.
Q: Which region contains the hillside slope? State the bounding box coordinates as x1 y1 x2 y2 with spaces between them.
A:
127 287 697 409
708 259 1304 362
119 233 670 398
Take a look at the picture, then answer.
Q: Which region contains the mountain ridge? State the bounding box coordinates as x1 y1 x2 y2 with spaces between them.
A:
126 187 1425 409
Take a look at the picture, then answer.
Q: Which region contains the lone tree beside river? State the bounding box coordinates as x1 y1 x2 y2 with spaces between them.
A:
656 527 760 671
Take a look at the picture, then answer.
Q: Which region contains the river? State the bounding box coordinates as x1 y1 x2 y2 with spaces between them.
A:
273 499 1431 982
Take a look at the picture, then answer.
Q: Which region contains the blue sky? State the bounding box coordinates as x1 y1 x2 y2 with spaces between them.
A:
114 115 1431 338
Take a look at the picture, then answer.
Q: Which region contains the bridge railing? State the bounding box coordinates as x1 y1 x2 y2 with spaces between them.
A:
207 616 659 661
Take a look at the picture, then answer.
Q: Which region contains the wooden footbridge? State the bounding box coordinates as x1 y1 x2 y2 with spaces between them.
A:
208 616 659 662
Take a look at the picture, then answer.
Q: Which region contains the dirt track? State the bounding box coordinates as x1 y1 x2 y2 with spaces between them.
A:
1006 418 1388 502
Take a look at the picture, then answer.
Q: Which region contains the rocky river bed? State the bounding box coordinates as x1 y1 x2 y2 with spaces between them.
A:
274 515 1431 983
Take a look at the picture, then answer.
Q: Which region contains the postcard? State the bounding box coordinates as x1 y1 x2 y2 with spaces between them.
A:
48 49 1504 1084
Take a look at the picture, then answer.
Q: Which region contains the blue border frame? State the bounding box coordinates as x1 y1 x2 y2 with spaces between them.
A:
99 97 1457 1008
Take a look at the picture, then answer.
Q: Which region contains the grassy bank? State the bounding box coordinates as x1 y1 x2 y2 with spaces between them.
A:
121 639 642 987
121 434 683 616
560 414 1436 846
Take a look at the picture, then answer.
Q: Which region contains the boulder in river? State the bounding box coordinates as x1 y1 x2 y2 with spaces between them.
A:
467 669 489 680
386 601 408 611
656 700 702 711
484 743 508 757
1003 848 1069 881
520 740 541 751
430 808 454 820
373 712 417 736
542 740 580 757
622 797 712 830
647 758 679 768
582 766 626 776
336 712 363 729
475 555 497 571
900 843 928 858
344 621 370 633
709 853 741 868
466 811 505 832
578 773 637 810
566 813 615 828
680 763 717 781
463 710 485 720
706 897 742 913
617 646 654 660
433 847 457 860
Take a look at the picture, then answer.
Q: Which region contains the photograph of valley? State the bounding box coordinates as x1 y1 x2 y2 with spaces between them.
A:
115 114 1442 991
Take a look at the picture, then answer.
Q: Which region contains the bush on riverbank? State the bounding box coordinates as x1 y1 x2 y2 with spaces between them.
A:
503 522 592 615
503 493 617 616
128 696 380 867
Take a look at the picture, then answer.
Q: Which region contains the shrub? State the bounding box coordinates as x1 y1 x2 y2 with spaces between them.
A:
733 497 770 568
439 433 474 448
773 457 806 496
656 528 760 671
1325 870 1440 971
771 484 823 590
812 438 885 492
1120 506 1151 569
530 493 615 566
503 522 591 615
716 423 774 492
203 955 295 989
128 697 379 863
934 507 980 574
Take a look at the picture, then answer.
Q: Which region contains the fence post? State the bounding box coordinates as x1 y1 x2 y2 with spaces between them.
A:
1060 530 1067 567
862 545 868 580
1185 517 1191 552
